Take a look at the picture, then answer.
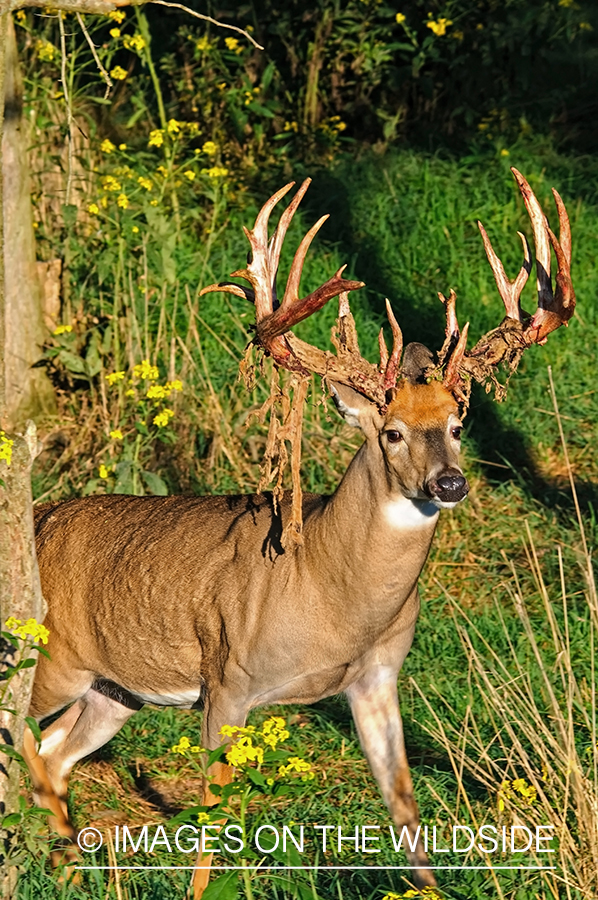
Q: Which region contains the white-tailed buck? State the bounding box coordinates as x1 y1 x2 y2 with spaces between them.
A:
24 169 574 895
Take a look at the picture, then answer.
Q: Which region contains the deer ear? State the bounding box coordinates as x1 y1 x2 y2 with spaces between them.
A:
330 383 381 432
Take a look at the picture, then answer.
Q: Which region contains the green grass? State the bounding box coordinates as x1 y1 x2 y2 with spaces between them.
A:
20 135 598 900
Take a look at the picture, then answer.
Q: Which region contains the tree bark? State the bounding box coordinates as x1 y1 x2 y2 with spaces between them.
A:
3 15 55 429
0 422 45 900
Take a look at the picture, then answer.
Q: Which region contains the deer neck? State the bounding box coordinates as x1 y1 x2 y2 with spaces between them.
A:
304 438 439 611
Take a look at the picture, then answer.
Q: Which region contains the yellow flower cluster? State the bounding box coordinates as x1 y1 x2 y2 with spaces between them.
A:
110 66 128 81
53 324 73 335
149 129 164 148
106 370 126 385
277 756 314 781
167 119 181 134
110 429 123 440
497 776 537 811
36 39 56 62
197 812 210 824
108 10 125 22
133 360 159 380
153 408 175 428
117 193 129 209
123 33 145 53
227 734 264 768
261 716 290 749
196 36 212 52
427 17 452 36
171 735 204 755
137 176 153 191
202 140 217 156
5 617 50 645
382 888 442 900
146 380 183 400
0 431 14 467
102 174 122 192
99 464 109 479
101 139 116 153
395 13 406 24
88 202 100 215
224 36 243 54
202 166 229 179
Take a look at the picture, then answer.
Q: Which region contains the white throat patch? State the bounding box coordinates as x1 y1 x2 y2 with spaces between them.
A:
383 494 440 530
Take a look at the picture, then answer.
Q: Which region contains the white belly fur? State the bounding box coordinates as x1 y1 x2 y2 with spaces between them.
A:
131 688 201 708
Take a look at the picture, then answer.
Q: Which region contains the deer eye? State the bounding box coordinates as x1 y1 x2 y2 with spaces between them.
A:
386 430 403 444
451 426 463 440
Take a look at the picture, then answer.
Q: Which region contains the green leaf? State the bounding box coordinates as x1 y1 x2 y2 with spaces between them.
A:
201 870 239 900
0 744 24 763
25 717 42 743
2 813 22 828
58 349 87 375
113 461 135 494
141 470 168 496
246 767 266 789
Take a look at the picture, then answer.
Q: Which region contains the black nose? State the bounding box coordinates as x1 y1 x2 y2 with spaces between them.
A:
437 474 467 494
429 472 469 503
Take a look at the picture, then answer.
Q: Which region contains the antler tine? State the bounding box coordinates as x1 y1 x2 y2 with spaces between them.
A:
477 220 532 321
268 178 312 295
282 214 330 307
443 322 469 393
439 289 459 340
511 167 552 310
551 187 572 265
382 299 403 392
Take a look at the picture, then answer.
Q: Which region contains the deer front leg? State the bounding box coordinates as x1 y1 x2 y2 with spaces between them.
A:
346 665 436 889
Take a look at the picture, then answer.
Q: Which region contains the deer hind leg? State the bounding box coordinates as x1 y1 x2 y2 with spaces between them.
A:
24 687 139 869
346 664 436 889
190 697 242 899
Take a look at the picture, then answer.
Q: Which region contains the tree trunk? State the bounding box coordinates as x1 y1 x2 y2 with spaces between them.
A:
0 423 45 900
3 14 55 428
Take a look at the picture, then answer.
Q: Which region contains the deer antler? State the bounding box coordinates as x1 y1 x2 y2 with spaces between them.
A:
201 178 403 407
438 167 576 404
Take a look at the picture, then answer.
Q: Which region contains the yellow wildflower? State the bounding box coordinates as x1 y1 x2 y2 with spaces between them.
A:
146 384 168 400
197 812 210 824
202 166 228 179
153 408 174 428
157 165 168 177
123 33 145 53
0 431 14 467
395 13 406 24
16 10 26 22
150 199 159 206
125 388 135 397
109 27 121 38
5 617 50 645
167 118 181 134
165 379 183 392
261 716 290 748
201 140 217 156
132 225 140 233
277 756 314 780
108 9 125 22
117 193 129 209
452 30 464 41
137 176 153 191
283 121 299 133
102 174 122 192
580 22 593 31
100 195 108 208
101 138 116 153
172 736 191 754
53 324 73 335
558 0 575 5
109 429 123 440
36 39 56 62
148 129 164 147
99 464 109 479
224 36 241 53
106 370 126 385
119 143 127 150
426 17 452 36
110 66 128 81
500 148 509 156
183 170 195 181
133 359 159 380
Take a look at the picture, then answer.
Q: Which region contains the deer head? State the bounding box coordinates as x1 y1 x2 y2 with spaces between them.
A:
201 170 574 514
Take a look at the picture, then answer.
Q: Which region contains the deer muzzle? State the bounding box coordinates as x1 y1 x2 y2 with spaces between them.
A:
426 469 469 507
